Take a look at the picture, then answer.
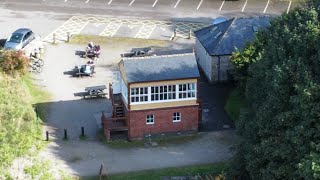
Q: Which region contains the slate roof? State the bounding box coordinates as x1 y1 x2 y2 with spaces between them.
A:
194 16 270 56
121 53 200 83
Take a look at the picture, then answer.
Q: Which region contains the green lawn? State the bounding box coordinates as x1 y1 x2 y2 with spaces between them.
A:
80 163 227 180
224 88 247 122
69 35 168 47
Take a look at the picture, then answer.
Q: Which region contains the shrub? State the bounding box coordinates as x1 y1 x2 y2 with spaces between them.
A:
0 50 29 75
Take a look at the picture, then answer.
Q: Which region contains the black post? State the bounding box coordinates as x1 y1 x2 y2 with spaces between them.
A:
64 129 68 140
53 33 56 44
81 126 85 137
46 131 49 141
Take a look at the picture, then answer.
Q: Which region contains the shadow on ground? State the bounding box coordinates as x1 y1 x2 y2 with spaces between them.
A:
36 98 111 141
0 39 6 47
198 69 235 132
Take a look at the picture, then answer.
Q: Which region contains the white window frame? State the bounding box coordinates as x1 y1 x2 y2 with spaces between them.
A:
173 112 181 122
151 85 176 102
130 83 197 105
178 83 196 99
146 114 154 125
130 87 148 103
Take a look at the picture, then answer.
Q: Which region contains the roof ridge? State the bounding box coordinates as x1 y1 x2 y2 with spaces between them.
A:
212 18 235 54
122 53 195 60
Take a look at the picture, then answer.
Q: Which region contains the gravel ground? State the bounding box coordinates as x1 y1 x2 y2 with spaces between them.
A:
31 41 237 177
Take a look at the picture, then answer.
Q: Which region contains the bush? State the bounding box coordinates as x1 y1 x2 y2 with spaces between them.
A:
0 50 29 75
224 88 247 122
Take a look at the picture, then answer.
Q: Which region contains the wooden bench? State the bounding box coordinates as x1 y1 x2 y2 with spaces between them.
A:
73 85 108 99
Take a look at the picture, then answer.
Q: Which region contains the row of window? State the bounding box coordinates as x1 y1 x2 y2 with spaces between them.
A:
131 83 196 103
146 112 181 124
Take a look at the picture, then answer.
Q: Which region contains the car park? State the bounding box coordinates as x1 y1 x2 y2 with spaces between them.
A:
4 28 35 50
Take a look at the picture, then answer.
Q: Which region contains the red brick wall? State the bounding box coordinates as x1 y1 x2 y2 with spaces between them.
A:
128 105 199 139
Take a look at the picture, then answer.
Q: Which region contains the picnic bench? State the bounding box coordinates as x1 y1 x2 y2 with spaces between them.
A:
121 47 151 58
74 85 108 99
74 65 94 77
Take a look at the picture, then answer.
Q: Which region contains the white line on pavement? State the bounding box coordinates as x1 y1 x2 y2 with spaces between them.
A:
64 0 67 2
152 0 158 7
108 0 112 4
129 0 135 6
219 0 225 11
241 0 248 12
85 0 90 3
287 0 292 13
263 0 270 13
197 0 203 10
174 0 181 8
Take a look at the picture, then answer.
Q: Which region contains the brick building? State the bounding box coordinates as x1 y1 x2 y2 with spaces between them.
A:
102 53 201 140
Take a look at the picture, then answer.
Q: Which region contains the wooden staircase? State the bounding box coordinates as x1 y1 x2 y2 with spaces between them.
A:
114 104 125 117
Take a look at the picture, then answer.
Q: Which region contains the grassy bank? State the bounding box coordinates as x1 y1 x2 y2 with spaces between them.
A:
224 88 247 122
69 35 168 47
81 163 227 180
0 73 50 176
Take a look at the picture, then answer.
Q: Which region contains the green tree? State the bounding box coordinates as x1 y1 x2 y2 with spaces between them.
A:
230 5 320 180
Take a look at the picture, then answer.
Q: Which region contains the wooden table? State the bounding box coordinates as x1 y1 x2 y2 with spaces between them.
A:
74 85 107 99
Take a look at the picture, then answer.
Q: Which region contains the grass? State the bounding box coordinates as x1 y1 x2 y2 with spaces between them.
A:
97 130 201 149
80 163 227 180
224 87 247 122
79 135 87 140
20 74 51 122
0 73 51 178
69 35 168 47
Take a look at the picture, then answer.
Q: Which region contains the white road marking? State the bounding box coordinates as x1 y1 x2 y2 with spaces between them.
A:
108 0 112 5
219 0 225 11
152 0 158 7
174 0 181 8
129 0 135 6
197 0 203 10
241 0 248 12
64 0 67 2
263 0 270 13
287 0 292 14
85 0 90 3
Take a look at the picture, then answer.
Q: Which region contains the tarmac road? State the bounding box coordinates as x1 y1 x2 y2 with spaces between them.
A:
0 0 299 20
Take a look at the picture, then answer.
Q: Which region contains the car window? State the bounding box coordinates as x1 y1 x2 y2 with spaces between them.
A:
8 33 23 43
23 32 31 41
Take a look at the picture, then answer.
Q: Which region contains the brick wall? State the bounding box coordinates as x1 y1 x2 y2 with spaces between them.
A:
128 105 199 139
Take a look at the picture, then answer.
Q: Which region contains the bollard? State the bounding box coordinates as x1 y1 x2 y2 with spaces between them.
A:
188 29 192 39
173 28 177 38
46 131 49 141
53 33 56 44
99 163 105 180
67 32 70 42
64 129 68 140
81 126 85 137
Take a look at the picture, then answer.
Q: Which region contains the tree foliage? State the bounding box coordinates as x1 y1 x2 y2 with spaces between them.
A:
230 5 320 180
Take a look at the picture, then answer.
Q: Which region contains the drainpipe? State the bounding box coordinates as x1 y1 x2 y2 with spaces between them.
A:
217 56 221 82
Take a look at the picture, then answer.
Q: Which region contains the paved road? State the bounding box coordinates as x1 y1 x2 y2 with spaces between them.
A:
40 131 236 176
0 0 300 20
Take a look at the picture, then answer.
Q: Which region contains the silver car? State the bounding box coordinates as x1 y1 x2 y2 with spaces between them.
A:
4 28 35 50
